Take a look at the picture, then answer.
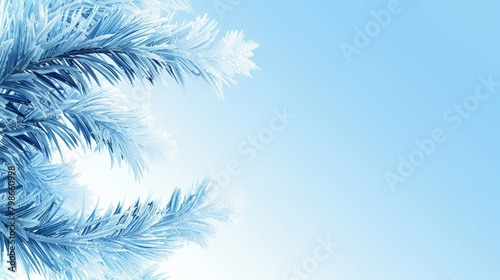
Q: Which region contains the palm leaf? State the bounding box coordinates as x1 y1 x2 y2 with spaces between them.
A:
0 159 233 279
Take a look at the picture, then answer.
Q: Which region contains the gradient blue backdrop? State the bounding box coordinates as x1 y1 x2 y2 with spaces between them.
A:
76 1 500 279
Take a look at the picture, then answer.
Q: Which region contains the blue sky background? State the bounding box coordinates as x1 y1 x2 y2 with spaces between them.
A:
75 0 500 279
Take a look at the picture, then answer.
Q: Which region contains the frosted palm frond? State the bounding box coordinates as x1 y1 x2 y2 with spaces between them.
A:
165 15 260 97
140 265 170 280
0 153 92 213
0 0 258 106
61 89 176 179
0 168 233 279
0 87 175 179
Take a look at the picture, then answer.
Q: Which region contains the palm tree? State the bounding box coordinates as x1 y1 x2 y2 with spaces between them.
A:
0 0 258 278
